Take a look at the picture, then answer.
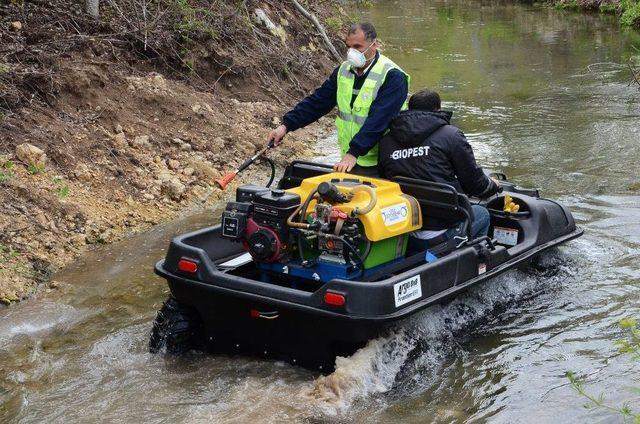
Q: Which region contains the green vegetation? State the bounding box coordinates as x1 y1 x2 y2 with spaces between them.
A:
600 2 619 13
0 244 18 260
621 0 640 27
52 177 70 199
354 0 373 7
168 0 219 70
0 160 14 184
171 0 218 38
97 0 232 74
57 185 70 199
554 0 580 11
325 16 344 32
0 63 9 74
0 244 21 304
567 318 640 422
617 317 640 359
27 163 45 175
0 243 34 303
553 0 640 28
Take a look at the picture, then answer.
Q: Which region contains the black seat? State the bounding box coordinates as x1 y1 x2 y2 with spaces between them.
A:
277 161 333 190
391 176 474 240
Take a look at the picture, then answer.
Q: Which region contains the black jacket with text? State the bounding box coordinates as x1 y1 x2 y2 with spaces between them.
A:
379 109 499 228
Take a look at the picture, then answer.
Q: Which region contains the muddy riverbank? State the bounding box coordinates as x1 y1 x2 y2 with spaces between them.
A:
0 0 343 302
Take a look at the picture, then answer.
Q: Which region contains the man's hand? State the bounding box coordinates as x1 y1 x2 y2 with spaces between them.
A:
267 124 288 147
333 153 357 173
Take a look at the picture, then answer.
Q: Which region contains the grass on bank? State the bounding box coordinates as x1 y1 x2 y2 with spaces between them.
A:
554 0 640 28
620 0 640 26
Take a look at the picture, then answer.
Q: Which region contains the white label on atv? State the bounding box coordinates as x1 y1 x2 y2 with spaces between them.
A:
381 203 408 226
394 275 422 307
494 226 519 246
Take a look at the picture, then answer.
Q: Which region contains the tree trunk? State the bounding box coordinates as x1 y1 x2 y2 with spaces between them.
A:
86 0 99 18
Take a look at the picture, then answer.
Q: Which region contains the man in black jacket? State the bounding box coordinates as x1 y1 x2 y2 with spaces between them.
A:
379 89 500 251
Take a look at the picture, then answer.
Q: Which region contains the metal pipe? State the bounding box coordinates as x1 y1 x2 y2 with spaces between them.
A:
287 204 310 229
350 185 377 215
287 188 318 229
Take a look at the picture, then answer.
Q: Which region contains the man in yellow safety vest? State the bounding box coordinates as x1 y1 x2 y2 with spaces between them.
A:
267 22 410 177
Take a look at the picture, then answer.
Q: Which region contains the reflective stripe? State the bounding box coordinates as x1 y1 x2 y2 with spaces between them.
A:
337 110 367 125
365 70 385 83
344 63 393 101
365 63 393 84
395 234 406 257
352 115 367 125
401 194 421 226
339 63 353 78
371 63 395 99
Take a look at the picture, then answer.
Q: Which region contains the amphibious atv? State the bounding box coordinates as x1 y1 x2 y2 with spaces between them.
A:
149 161 583 372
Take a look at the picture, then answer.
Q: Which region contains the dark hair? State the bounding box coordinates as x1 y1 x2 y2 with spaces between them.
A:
348 22 377 42
408 89 441 111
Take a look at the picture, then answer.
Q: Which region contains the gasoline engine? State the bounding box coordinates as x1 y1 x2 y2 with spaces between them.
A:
221 173 422 283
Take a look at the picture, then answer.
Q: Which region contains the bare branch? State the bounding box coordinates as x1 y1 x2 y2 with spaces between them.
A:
291 0 342 64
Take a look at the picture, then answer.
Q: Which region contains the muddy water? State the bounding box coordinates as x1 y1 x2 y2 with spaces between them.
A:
2 1 640 422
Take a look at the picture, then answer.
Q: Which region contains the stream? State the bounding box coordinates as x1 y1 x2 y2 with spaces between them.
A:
2 0 640 422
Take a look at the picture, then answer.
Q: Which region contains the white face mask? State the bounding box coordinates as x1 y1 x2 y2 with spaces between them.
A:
346 40 376 68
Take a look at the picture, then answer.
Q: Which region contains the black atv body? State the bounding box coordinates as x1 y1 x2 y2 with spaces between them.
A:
151 162 583 372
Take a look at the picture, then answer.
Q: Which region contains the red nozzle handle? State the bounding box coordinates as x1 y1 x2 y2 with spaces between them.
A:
215 172 237 190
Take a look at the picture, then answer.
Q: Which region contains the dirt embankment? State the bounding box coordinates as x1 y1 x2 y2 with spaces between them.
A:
0 0 348 303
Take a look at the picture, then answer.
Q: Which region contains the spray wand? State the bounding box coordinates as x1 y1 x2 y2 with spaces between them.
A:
215 141 275 190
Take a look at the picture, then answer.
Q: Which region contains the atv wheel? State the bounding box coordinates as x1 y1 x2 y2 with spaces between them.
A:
149 297 203 354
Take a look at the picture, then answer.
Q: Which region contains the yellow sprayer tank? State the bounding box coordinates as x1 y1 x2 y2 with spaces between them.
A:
286 173 422 268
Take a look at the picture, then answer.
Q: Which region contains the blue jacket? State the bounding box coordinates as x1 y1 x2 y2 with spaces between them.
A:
282 52 408 159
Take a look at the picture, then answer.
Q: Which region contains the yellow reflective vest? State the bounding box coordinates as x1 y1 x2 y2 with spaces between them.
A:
335 54 410 167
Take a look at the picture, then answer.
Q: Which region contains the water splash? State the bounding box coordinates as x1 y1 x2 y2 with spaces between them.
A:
307 328 416 412
0 302 87 345
305 251 576 417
